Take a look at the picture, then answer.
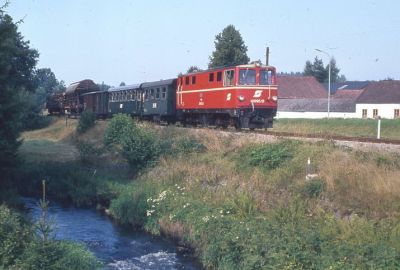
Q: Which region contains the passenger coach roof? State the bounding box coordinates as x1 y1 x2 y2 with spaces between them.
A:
141 79 176 88
108 84 141 92
81 90 108 96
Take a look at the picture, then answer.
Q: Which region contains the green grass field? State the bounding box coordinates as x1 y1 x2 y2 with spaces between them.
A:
273 118 400 140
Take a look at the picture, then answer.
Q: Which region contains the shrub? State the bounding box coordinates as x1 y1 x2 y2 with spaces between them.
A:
18 239 100 270
76 110 96 134
109 186 149 226
104 114 135 146
121 128 160 172
302 179 325 198
174 136 206 155
77 142 102 164
0 205 32 268
239 140 297 171
22 115 54 131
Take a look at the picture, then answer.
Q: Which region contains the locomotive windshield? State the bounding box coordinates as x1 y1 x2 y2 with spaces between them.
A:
239 69 256 85
260 70 273 85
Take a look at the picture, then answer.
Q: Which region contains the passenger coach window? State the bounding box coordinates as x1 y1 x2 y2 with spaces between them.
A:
150 89 155 99
223 70 235 86
260 70 273 85
156 88 160 99
161 87 167 99
192 76 196 84
185 77 189 85
239 69 256 85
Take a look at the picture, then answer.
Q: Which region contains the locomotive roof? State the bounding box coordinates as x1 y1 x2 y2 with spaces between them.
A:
141 78 176 88
108 83 142 92
181 64 276 77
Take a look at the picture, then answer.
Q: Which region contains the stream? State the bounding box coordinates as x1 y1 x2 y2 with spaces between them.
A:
22 197 200 270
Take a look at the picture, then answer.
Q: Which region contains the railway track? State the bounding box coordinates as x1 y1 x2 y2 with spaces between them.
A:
247 130 400 145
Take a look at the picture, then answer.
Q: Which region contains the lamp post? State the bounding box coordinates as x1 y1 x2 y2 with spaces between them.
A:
315 49 331 118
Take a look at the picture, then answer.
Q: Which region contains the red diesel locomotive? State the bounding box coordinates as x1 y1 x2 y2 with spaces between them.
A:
177 63 277 129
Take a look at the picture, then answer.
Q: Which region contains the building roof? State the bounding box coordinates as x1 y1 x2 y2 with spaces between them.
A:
322 81 370 94
278 98 356 112
356 80 400 104
277 76 327 99
332 89 364 99
65 79 99 94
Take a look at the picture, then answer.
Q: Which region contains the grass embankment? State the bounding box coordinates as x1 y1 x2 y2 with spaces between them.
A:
273 118 400 140
18 117 400 269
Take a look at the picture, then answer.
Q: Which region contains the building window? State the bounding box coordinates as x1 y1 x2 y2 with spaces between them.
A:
373 109 378 118
192 76 196 84
185 77 189 85
161 87 167 99
217 71 222 82
362 109 367 118
395 109 400 119
209 73 214 82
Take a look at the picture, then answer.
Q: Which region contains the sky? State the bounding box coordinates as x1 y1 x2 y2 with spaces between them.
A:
6 0 400 86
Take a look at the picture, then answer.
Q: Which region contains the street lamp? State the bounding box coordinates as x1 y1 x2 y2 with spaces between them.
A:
315 49 331 118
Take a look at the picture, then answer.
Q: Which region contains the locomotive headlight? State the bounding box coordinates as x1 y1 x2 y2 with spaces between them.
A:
238 95 245 102
272 96 278 102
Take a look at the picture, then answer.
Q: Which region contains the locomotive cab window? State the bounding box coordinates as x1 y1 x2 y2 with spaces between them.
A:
192 76 196 84
260 70 273 85
209 73 214 82
185 77 189 85
223 70 235 86
239 69 256 85
217 71 222 82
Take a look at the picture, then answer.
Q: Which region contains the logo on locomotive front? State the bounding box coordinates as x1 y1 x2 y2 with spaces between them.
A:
253 90 263 98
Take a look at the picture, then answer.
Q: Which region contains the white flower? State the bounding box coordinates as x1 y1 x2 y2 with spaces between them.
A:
220 210 223 214
202 216 210 222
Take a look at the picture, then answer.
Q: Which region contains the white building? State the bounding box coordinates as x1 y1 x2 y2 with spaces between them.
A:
355 81 400 119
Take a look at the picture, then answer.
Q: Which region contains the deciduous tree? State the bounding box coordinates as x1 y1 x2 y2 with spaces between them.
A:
0 4 38 183
209 25 249 68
